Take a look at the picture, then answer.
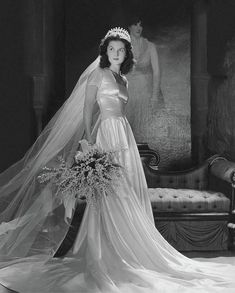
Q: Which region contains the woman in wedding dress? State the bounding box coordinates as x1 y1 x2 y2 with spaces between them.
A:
1 28 235 293
125 17 165 143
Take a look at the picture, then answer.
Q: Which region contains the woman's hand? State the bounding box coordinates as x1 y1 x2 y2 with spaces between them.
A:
80 139 95 152
87 137 95 146
151 88 162 100
151 89 165 109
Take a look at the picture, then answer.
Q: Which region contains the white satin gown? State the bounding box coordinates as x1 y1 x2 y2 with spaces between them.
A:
1 68 235 293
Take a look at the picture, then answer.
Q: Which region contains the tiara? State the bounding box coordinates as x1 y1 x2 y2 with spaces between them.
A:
104 27 131 43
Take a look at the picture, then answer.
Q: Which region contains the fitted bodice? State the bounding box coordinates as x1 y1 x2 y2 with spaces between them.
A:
96 69 129 121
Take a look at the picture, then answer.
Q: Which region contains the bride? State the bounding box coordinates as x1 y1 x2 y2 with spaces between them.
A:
0 27 235 293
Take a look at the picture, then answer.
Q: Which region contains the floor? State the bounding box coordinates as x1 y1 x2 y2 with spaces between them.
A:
1 250 235 293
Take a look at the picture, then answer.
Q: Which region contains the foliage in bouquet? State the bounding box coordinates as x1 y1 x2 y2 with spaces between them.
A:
38 145 123 205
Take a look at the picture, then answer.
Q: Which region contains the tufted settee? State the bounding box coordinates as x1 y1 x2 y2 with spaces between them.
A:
141 153 235 251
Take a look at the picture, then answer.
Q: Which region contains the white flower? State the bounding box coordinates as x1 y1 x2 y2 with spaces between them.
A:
75 151 83 162
38 143 124 212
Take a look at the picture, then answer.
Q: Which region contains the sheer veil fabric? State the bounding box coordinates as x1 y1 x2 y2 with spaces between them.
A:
0 57 100 258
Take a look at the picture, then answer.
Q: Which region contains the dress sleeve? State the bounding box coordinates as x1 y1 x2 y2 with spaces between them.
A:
87 67 103 88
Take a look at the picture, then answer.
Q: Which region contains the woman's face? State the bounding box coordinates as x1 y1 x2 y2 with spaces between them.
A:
106 40 126 66
129 21 143 38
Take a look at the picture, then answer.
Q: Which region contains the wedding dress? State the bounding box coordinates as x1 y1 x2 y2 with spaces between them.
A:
1 66 235 293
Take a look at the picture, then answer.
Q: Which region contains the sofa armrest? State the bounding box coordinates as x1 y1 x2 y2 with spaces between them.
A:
210 157 235 185
143 160 209 190
210 157 235 212
138 143 160 170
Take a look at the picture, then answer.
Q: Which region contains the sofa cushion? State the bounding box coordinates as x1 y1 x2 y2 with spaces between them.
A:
148 188 230 213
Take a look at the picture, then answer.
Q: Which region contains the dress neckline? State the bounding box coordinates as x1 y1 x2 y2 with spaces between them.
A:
109 68 121 76
106 68 126 88
103 68 128 103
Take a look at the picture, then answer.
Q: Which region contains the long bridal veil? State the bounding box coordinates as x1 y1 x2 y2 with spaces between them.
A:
0 57 100 259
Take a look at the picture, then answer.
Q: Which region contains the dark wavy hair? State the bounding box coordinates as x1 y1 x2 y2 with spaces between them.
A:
99 36 134 75
126 15 143 27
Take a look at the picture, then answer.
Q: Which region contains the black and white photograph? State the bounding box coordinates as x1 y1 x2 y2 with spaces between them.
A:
0 1 235 292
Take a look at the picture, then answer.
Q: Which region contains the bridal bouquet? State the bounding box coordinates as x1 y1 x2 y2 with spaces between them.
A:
38 141 123 208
